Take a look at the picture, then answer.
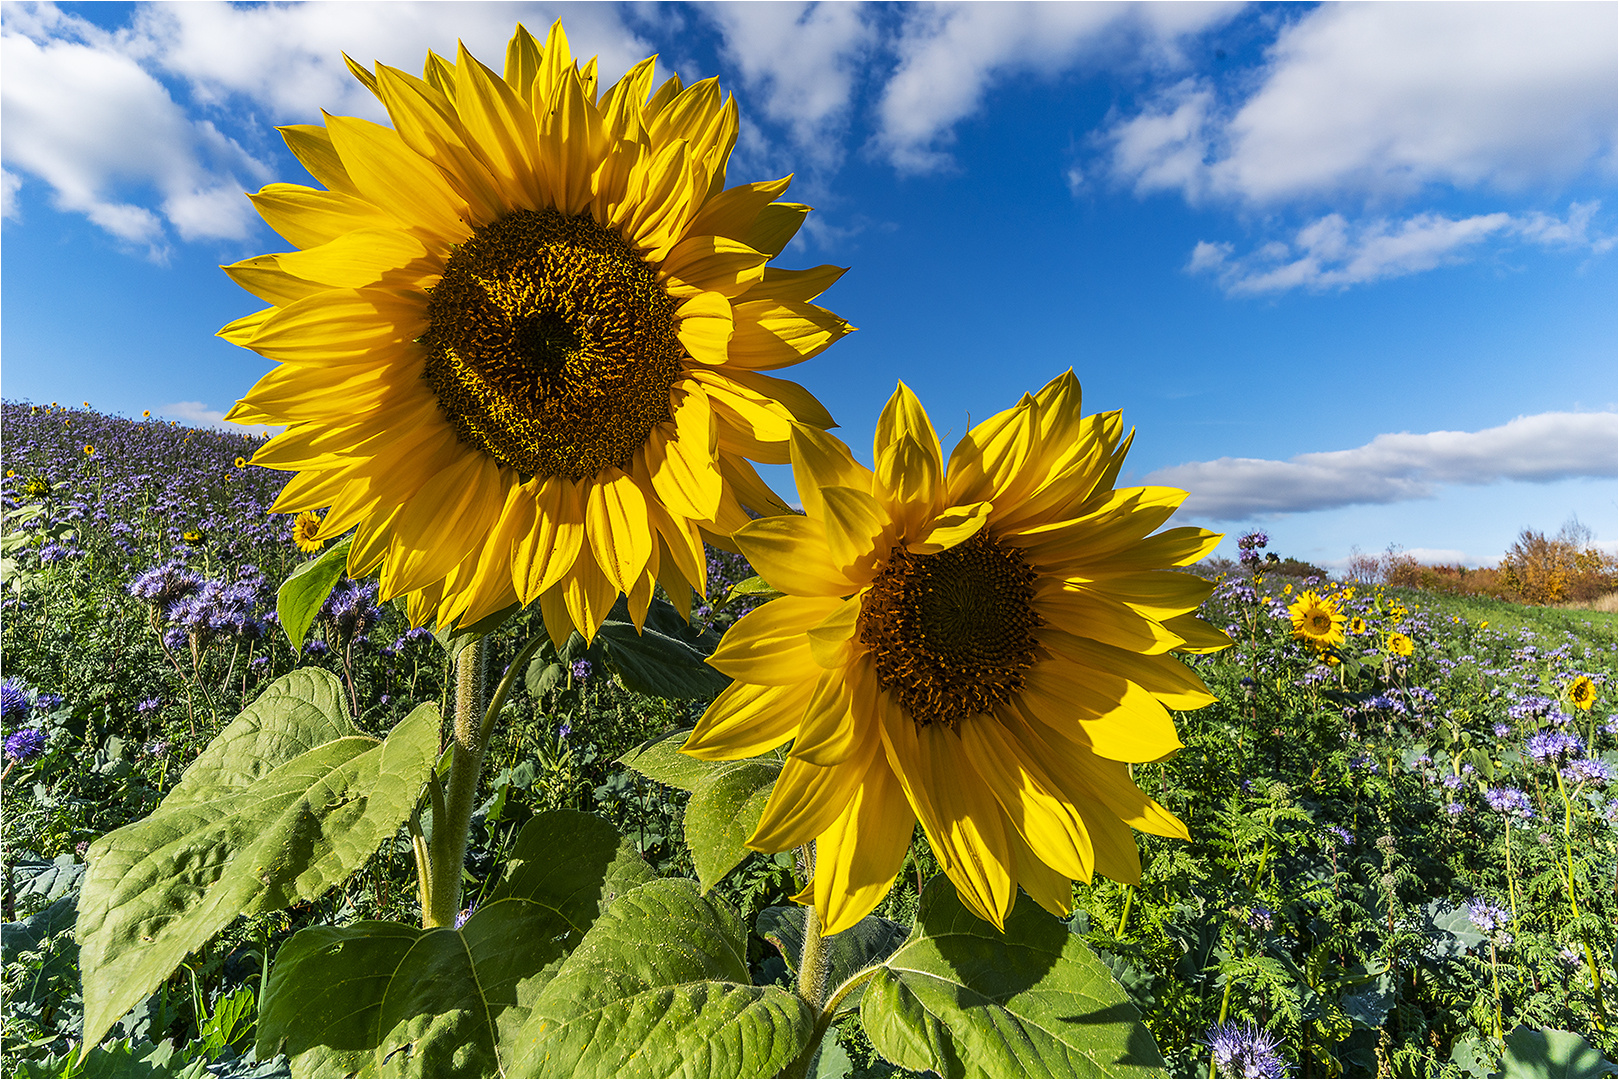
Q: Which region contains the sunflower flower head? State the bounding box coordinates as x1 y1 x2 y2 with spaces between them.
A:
221 22 851 644
1288 589 1345 649
683 375 1230 934
1568 675 1596 711
292 511 325 553
1347 615 1367 635
1386 631 1414 657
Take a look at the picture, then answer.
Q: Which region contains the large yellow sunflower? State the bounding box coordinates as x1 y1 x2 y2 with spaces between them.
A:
683 375 1230 934
1288 589 1345 648
221 23 850 642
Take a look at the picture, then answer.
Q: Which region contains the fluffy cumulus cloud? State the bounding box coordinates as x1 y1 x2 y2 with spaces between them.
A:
875 1 1238 173
1 3 269 253
701 2 877 169
1189 202 1611 295
1102 3 1617 293
1106 3 1618 205
0 1 650 251
1146 412 1619 521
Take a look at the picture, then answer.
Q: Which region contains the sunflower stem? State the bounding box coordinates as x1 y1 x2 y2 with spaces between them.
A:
426 640 484 929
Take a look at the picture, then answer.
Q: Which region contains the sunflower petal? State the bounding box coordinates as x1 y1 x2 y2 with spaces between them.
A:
685 680 814 760
812 754 915 935
734 515 862 598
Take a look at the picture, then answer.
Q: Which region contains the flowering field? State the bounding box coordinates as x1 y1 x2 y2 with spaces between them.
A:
3 401 1614 1079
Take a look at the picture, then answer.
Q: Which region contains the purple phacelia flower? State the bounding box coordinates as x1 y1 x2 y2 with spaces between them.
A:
5 728 48 762
1 679 30 723
1484 787 1534 818
1206 1020 1288 1080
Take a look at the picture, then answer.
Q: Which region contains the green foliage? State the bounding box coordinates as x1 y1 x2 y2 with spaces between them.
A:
75 670 440 1054
619 728 781 891
275 538 352 647
512 878 814 1078
862 877 1167 1078
757 906 907 1013
1501 1026 1617 1078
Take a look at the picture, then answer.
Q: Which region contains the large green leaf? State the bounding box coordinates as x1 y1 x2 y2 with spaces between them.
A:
276 537 353 647
257 811 652 1078
510 879 814 1078
862 877 1167 1079
592 596 730 699
619 729 783 891
618 727 717 793
757 906 908 1013
1502 1026 1616 1079
77 671 440 1055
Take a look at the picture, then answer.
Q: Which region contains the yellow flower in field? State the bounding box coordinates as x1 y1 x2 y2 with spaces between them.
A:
1283 583 1293 595
183 530 206 546
83 444 94 457
143 410 152 418
1347 616 1368 635
683 376 1229 934
292 511 325 553
235 457 247 468
1568 675 1596 711
1386 632 1414 657
220 23 850 643
1289 590 1345 648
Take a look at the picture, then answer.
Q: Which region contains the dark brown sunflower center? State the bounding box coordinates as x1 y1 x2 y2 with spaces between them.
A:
422 209 683 481
858 530 1043 728
1309 613 1332 633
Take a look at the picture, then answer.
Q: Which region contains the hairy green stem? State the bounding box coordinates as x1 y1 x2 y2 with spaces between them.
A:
419 631 551 930
426 640 483 928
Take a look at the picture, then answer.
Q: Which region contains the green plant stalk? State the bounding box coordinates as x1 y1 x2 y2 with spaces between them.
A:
1116 883 1134 938
1553 771 1607 1023
426 639 483 928
1501 817 1521 937
422 631 550 929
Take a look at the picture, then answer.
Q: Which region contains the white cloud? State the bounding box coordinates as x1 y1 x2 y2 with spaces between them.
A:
2 168 23 220
132 2 653 124
1 3 269 253
0 1 651 250
1189 203 1612 295
1145 411 1619 521
702 2 877 169
1105 3 1618 205
875 1 1238 174
159 400 280 437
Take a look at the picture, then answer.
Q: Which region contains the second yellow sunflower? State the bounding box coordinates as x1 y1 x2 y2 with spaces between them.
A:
684 374 1230 934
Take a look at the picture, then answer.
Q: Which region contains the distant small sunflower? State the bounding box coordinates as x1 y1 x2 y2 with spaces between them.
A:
1568 675 1596 711
1385 632 1414 657
143 410 152 418
292 511 325 553
1288 590 1345 648
234 457 248 469
182 530 206 546
1347 616 1368 635
82 444 94 457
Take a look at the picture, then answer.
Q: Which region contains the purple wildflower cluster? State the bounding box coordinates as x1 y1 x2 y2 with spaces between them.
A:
1236 531 1269 570
131 560 272 648
4 727 48 762
321 577 382 645
1 678 31 723
1525 731 1583 764
1465 897 1511 939
1484 787 1534 818
1205 1020 1288 1079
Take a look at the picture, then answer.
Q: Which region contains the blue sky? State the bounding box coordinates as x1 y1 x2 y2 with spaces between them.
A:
3 1 1615 569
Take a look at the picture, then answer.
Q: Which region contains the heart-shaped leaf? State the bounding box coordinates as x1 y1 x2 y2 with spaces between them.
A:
77 670 439 1055
862 877 1167 1079
258 810 651 1078
620 729 782 891
510 879 814 1078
